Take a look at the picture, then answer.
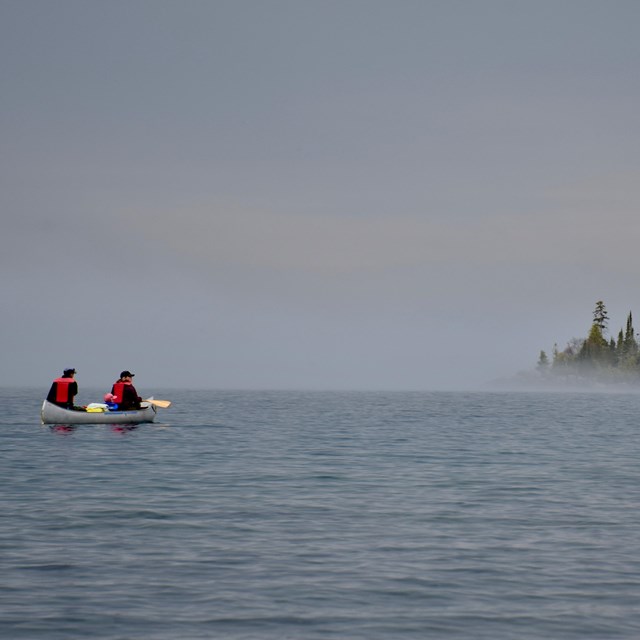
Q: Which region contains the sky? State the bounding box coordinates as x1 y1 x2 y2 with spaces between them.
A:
2 0 640 392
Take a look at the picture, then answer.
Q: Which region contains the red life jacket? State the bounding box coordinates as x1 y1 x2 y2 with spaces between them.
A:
53 377 73 403
112 381 126 404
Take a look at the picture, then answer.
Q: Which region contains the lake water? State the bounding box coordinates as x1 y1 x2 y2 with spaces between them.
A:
1 387 640 639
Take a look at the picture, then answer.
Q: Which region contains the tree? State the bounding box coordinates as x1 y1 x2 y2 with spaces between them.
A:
537 350 549 372
617 328 625 353
593 300 609 332
551 338 583 370
624 311 637 355
580 322 610 363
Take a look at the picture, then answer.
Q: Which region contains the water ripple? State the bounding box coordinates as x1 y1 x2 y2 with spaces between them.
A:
1 389 640 638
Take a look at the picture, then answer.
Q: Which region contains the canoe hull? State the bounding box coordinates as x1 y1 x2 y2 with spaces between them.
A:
41 400 157 425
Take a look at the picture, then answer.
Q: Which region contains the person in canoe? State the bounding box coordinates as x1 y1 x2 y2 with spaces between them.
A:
46 368 80 410
110 370 143 410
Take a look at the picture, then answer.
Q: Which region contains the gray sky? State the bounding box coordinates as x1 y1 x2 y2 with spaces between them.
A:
3 0 640 391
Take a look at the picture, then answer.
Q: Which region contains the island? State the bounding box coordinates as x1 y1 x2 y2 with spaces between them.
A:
533 300 640 386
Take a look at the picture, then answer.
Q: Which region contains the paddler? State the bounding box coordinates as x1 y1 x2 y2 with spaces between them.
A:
46 368 79 409
110 370 143 410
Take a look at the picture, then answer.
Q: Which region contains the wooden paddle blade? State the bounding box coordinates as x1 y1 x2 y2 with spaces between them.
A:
145 398 172 408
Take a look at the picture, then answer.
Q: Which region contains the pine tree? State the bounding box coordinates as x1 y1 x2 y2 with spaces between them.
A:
593 300 609 332
537 350 549 371
624 311 637 355
579 322 610 366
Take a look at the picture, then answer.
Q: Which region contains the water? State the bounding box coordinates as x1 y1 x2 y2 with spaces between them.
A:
2 387 640 639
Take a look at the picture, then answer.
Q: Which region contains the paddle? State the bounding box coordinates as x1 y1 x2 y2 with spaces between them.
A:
144 397 172 408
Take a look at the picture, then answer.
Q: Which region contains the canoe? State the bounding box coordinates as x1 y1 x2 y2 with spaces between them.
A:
40 400 157 425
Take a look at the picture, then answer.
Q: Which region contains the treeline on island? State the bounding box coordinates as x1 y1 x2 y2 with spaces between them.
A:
535 300 640 385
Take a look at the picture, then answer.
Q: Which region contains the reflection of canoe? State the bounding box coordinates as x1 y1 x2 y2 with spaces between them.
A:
40 400 156 425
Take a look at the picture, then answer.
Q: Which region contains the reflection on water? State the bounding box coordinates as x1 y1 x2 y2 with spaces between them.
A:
48 424 76 434
47 423 142 434
110 424 139 434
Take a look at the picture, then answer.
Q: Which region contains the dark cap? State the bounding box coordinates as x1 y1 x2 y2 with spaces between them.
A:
120 370 135 378
63 368 76 375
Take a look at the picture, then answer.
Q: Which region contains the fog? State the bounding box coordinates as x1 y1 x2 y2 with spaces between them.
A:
3 1 640 391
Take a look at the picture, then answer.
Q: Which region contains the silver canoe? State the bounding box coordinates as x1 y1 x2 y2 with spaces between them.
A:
41 400 157 425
